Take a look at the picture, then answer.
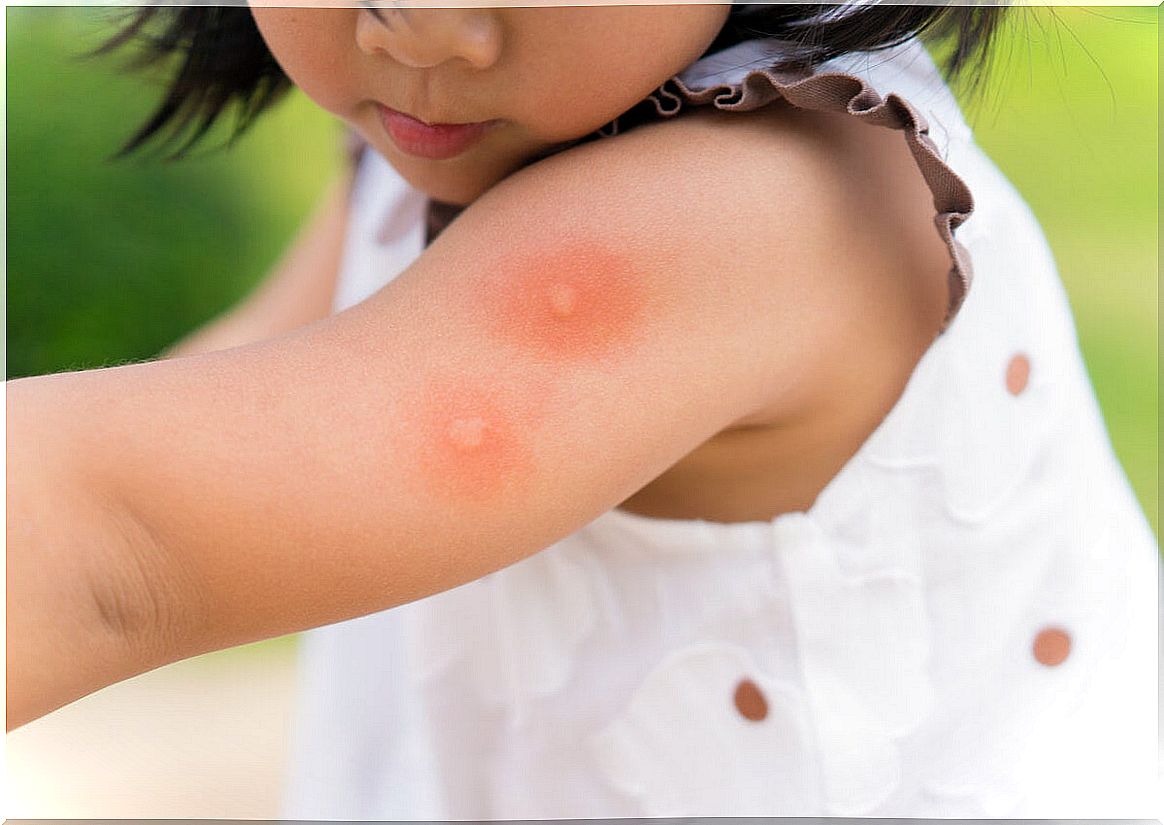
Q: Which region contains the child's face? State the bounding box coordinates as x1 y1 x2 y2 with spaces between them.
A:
249 4 731 204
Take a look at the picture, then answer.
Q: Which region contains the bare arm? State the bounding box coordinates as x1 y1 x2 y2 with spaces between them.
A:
160 170 354 359
6 110 875 729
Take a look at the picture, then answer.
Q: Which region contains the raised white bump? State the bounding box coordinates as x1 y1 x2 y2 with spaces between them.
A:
547 282 577 317
448 416 487 449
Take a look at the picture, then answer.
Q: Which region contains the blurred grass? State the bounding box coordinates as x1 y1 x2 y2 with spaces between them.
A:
5 6 1158 547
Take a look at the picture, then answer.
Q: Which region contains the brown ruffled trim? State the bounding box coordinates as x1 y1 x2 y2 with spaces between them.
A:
642 67 976 334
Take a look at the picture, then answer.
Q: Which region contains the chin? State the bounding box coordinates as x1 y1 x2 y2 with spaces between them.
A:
418 176 488 207
382 159 489 206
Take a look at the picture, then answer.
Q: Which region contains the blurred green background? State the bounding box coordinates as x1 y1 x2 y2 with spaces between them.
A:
5 6 1158 542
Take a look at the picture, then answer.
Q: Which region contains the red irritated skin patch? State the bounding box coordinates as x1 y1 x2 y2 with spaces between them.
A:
403 381 540 505
398 240 649 503
480 239 651 363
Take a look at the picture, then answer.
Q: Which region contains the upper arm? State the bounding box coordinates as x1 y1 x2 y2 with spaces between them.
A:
78 110 876 661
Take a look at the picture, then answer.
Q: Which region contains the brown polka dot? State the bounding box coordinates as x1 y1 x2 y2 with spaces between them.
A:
1033 627 1071 666
733 678 768 722
1006 353 1031 395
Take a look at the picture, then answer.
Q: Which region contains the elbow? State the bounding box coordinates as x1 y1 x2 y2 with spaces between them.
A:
88 499 204 669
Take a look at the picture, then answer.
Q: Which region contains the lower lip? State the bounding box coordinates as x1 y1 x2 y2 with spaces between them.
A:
379 105 498 160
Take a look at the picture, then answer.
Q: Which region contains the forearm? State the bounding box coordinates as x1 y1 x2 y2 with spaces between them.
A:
5 374 173 730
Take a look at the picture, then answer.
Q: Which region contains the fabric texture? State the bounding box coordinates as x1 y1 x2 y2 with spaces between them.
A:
281 35 1160 819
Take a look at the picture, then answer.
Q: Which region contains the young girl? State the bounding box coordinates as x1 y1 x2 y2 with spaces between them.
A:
7 2 1159 817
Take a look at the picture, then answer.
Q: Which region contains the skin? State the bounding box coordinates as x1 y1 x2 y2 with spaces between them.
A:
7 3 954 730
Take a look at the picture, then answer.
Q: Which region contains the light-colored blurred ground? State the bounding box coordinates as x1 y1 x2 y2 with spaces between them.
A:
5 637 299 819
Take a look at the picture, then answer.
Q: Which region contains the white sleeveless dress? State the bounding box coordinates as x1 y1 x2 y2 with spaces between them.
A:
281 36 1160 818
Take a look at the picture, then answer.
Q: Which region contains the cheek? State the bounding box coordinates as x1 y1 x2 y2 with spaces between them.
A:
249 8 355 116
508 6 729 141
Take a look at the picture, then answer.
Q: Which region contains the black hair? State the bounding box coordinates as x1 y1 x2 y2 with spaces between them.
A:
98 3 1011 159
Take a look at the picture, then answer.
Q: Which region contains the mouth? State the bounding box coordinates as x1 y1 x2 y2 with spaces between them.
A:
377 104 501 161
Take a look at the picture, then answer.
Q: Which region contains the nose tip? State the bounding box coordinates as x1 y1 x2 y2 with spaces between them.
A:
454 13 503 70
357 8 503 71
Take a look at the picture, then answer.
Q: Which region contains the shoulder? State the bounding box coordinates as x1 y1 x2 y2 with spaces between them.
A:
477 102 953 425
